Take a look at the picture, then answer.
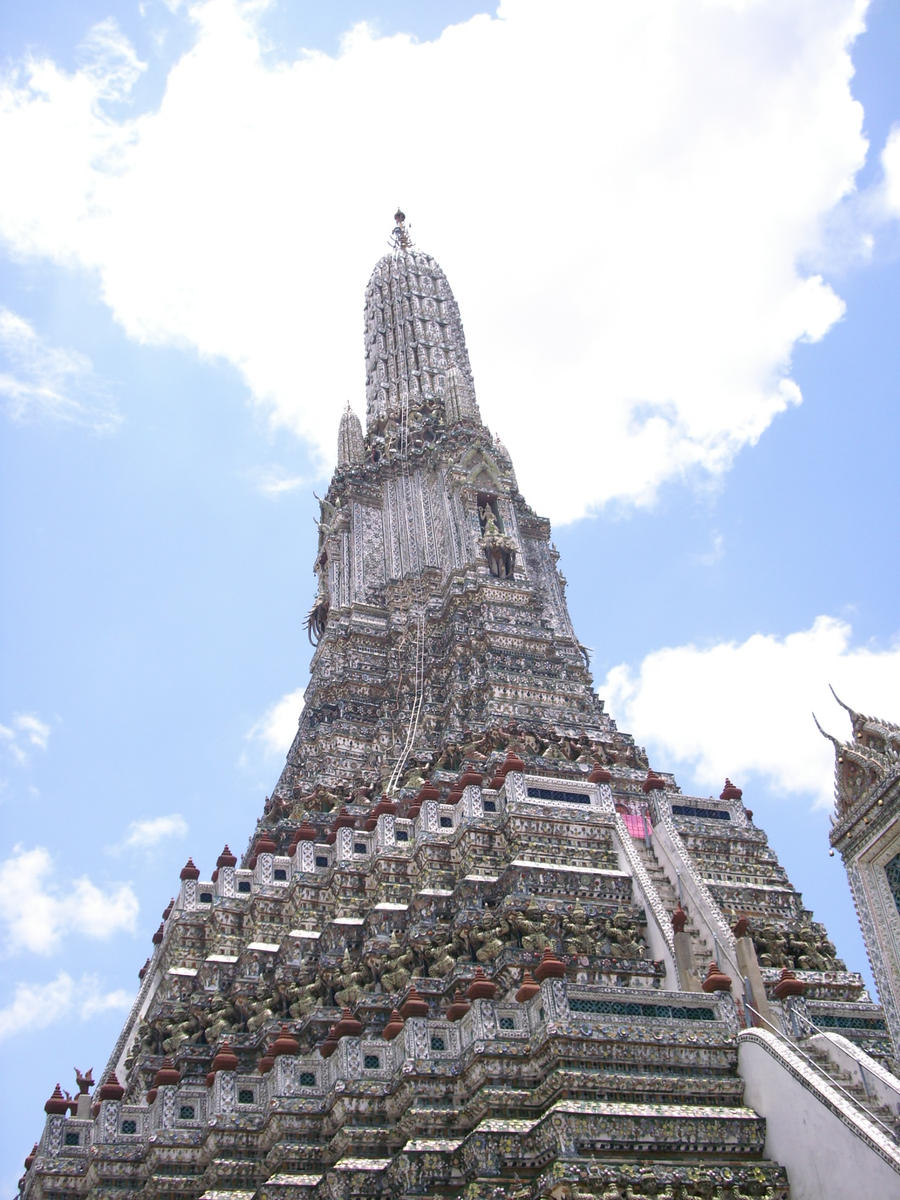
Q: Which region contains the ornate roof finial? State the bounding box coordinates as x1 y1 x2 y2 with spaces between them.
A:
391 208 412 250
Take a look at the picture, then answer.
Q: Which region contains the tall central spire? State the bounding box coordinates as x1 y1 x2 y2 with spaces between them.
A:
364 212 478 435
275 217 615 801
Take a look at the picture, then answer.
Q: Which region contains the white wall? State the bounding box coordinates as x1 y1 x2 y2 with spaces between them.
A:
738 1029 900 1200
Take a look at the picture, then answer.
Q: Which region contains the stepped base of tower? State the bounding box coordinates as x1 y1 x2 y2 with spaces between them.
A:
23 757 895 1199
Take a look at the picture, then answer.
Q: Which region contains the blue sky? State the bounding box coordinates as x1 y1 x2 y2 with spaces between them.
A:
2 0 899 1183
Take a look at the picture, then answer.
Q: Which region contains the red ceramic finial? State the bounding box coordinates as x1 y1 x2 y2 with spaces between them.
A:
447 990 471 1021
271 1025 301 1056
588 761 612 784
773 968 807 1000
701 962 732 993
334 1008 363 1038
383 1009 405 1040
400 986 429 1018
720 778 743 801
516 970 540 1002
320 1025 339 1058
44 1084 69 1115
98 1072 125 1101
466 967 498 1000
534 947 566 981
180 858 200 881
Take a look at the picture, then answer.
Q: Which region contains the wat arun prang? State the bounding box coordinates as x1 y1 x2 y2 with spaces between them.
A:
22 215 900 1200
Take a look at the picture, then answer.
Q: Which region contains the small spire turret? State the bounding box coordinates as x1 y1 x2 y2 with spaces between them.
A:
337 402 364 467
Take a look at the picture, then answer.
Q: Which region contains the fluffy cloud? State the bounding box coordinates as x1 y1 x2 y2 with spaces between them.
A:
250 466 309 498
603 615 900 809
0 971 131 1041
0 711 51 767
0 1 870 520
122 813 188 849
0 845 139 955
881 123 900 217
246 688 305 759
0 309 120 431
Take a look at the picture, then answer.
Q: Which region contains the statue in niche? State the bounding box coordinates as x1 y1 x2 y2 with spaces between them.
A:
477 494 516 578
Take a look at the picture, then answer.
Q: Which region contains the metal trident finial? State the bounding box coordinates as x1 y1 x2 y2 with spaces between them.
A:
391 208 412 250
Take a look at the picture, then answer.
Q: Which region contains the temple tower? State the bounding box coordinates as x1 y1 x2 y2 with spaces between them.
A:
821 694 900 1058
20 217 900 1200
279 210 619 805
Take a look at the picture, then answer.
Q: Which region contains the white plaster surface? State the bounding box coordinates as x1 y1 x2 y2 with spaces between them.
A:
738 1029 900 1200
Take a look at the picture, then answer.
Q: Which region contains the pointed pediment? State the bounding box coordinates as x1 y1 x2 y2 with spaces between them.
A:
458 444 503 490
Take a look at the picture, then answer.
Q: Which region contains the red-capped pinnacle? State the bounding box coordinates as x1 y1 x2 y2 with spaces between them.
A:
466 967 497 1000
152 923 165 946
720 778 743 801
98 1073 125 1101
642 771 665 794
152 1058 181 1088
44 1084 69 1115
399 986 429 1019
180 858 200 881
416 782 441 803
295 821 317 841
334 1007 363 1038
271 1025 300 1057
162 898 174 920
210 1041 239 1074
534 947 566 981
701 963 732 993
458 767 483 789
25 1143 38 1170
446 990 471 1021
216 844 237 868
671 906 687 934
254 830 277 855
588 762 612 784
516 970 540 1002
501 749 525 775
732 914 751 939
320 1025 339 1058
773 968 807 1000
382 1009 405 1040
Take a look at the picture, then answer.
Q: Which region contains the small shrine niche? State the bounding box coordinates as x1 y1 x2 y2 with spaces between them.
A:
477 493 502 536
477 492 515 579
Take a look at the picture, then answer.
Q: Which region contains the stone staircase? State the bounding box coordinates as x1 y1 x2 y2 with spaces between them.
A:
636 841 713 966
802 1040 900 1141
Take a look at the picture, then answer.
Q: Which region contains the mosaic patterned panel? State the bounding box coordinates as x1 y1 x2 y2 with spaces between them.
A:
885 851 900 918
569 998 715 1021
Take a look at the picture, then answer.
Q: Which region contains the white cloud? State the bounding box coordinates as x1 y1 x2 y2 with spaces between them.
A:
603 615 900 810
251 466 308 497
246 687 304 759
0 309 120 431
0 1 870 519
0 971 131 1041
0 845 139 955
881 123 900 218
0 711 51 767
692 531 725 567
121 813 188 849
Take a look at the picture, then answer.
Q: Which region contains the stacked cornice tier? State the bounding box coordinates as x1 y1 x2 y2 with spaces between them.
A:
21 216 900 1200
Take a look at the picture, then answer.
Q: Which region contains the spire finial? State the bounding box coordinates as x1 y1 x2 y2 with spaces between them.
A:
391 208 412 250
